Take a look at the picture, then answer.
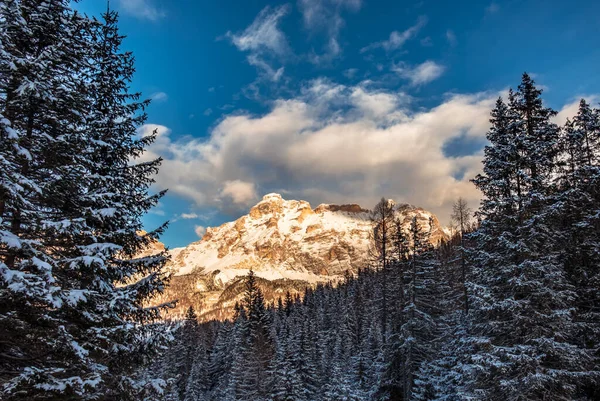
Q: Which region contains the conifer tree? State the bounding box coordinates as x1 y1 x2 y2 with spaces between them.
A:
553 100 600 397
397 216 440 400
209 320 236 400
183 320 210 401
465 74 590 399
229 271 274 400
0 2 170 398
269 325 301 401
0 1 97 396
165 306 200 399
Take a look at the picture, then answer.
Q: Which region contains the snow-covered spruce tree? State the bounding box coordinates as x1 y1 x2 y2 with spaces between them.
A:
0 2 170 399
0 0 97 396
554 100 600 397
411 215 476 401
297 299 320 399
84 7 173 398
162 306 200 400
322 325 366 401
269 324 302 401
221 305 246 401
269 307 320 401
463 74 591 400
397 216 441 401
210 318 238 401
183 357 210 401
228 271 274 400
182 311 210 401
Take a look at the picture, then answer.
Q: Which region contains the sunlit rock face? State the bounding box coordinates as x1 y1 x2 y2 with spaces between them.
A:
149 194 450 321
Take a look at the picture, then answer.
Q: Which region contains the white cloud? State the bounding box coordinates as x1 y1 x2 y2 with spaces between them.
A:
140 80 502 222
181 213 199 219
137 123 170 139
349 86 409 120
170 211 213 223
360 16 427 53
150 92 168 102
227 5 290 56
299 0 362 63
194 225 207 238
446 30 457 46
553 96 599 126
226 5 290 81
220 180 258 205
204 108 213 116
117 0 164 21
246 54 285 82
393 61 445 86
299 0 361 28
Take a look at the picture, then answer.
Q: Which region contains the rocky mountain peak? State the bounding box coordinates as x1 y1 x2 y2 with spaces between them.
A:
249 193 285 219
150 194 451 320
261 192 284 202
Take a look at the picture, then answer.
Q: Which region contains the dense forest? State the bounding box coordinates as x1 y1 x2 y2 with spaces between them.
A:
1 1 599 400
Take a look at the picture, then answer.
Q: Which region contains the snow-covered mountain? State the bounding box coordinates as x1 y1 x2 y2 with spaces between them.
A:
152 193 450 320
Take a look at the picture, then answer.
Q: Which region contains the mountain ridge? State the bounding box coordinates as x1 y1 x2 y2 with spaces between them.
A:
151 193 450 320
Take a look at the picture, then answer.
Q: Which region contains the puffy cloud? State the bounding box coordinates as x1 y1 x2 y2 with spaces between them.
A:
194 225 207 238
349 86 410 120
140 80 502 222
393 61 445 86
360 16 427 53
220 180 258 205
117 0 164 21
225 5 291 81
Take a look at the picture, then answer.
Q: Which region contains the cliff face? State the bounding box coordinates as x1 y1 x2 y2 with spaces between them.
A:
151 194 450 320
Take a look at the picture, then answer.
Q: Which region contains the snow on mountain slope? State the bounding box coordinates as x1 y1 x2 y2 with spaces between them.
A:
153 194 449 320
169 194 370 280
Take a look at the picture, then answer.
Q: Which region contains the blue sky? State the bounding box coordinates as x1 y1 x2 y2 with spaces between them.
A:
76 0 600 248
